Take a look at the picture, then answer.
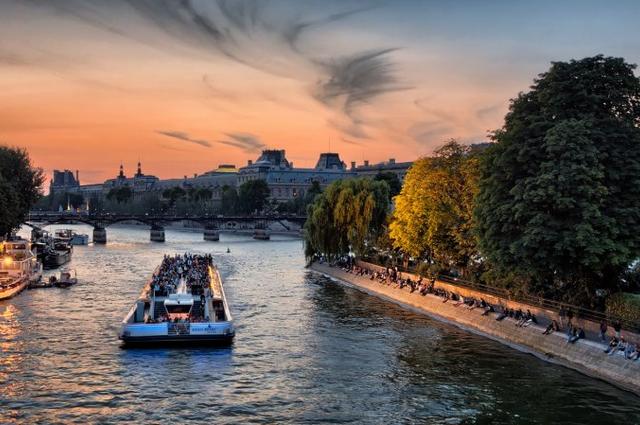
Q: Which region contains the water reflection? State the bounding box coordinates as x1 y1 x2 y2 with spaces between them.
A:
0 224 637 424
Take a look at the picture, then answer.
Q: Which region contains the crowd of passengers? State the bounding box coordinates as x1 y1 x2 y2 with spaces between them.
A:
146 253 214 324
151 253 213 296
328 256 640 361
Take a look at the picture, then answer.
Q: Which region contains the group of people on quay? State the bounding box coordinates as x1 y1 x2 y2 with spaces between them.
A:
147 253 213 324
329 257 640 362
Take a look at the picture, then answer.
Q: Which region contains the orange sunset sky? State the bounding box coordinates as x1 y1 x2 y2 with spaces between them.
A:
2 0 640 184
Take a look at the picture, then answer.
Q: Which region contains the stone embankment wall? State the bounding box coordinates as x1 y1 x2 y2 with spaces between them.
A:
355 260 639 344
310 262 640 396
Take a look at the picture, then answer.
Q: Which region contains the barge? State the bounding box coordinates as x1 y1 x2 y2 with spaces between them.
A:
119 253 234 346
1 238 43 300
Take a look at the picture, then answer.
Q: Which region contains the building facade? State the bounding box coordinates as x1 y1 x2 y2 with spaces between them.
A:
53 150 414 206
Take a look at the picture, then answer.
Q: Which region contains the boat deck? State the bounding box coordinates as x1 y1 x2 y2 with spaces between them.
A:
119 254 234 345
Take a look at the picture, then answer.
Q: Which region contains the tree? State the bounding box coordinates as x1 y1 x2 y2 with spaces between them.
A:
107 186 133 204
67 192 84 209
374 172 402 199
0 146 44 237
162 186 185 207
474 55 640 304
220 185 239 214
277 181 323 214
304 178 389 260
389 140 480 275
237 179 270 214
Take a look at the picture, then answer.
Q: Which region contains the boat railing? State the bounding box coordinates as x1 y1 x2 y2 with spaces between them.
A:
209 266 233 322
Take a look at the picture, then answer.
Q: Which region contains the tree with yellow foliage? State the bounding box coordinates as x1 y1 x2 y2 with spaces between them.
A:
390 140 481 275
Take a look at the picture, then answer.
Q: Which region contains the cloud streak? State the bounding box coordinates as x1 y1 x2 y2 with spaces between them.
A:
20 0 404 140
217 132 265 153
156 130 212 148
314 48 409 137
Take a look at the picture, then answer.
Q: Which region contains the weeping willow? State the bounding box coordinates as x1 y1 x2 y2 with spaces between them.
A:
304 178 389 262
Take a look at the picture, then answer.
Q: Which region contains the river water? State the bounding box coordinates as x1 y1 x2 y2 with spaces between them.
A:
1 225 639 424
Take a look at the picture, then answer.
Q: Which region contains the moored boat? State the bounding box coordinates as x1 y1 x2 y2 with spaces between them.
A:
54 229 89 246
1 238 42 300
119 253 234 346
50 268 78 288
32 231 72 269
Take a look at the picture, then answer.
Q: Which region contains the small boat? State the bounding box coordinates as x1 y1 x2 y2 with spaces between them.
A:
1 238 43 300
253 229 270 240
119 253 234 346
54 229 89 246
71 233 89 245
51 268 78 288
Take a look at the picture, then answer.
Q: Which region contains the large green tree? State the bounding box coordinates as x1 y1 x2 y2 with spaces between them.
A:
474 55 640 303
305 178 389 260
0 146 44 237
238 179 271 214
390 140 480 275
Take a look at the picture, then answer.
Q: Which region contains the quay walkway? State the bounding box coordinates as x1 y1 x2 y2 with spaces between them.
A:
311 261 640 396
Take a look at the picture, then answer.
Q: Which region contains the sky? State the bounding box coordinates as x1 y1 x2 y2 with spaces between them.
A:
2 0 640 184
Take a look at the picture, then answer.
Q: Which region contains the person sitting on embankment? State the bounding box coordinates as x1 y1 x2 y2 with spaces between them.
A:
543 320 560 335
568 327 585 344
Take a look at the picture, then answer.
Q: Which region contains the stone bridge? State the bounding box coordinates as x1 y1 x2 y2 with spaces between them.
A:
26 212 306 243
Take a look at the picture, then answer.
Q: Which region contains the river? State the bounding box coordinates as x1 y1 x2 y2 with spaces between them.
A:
1 225 639 424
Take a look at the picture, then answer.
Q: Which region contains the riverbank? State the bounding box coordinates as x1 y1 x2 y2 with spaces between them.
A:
310 262 640 396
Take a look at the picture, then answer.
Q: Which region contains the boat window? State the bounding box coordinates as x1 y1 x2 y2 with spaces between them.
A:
165 304 191 314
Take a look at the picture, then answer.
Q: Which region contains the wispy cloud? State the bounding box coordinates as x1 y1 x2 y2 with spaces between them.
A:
217 132 265 153
408 121 453 145
156 130 212 148
341 137 363 146
20 0 403 140
314 48 409 138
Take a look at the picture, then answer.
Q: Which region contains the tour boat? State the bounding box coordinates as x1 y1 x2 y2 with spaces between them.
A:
0 238 43 300
119 254 234 345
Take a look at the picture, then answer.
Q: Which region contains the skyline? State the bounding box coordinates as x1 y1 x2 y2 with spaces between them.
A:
3 0 640 184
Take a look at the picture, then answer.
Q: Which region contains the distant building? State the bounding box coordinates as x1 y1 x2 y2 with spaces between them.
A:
351 158 413 182
56 150 415 208
103 162 159 198
50 169 80 194
238 150 354 202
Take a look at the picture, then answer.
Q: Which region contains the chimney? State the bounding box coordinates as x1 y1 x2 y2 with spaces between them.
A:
364 160 369 167
389 158 396 164
350 161 356 170
248 159 253 166
290 161 293 168
75 170 79 184
194 173 197 178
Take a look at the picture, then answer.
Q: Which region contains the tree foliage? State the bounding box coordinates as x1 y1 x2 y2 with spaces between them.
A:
304 178 389 260
220 185 239 214
474 55 640 303
277 181 322 214
0 146 44 237
374 172 402 200
389 140 480 274
161 186 185 207
107 186 134 204
238 179 270 214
